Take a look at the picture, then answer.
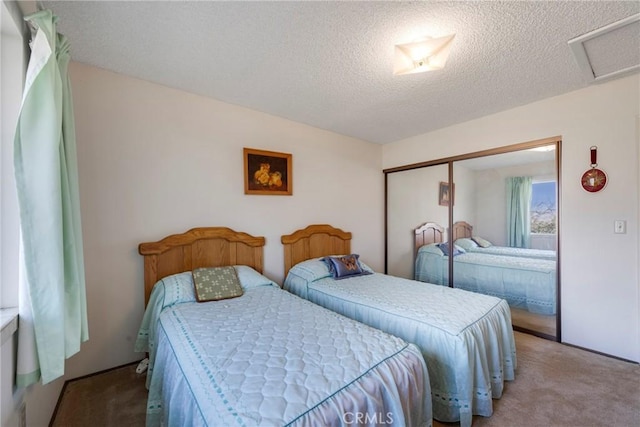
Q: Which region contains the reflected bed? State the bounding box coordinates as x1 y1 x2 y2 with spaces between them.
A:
414 222 557 315
453 221 556 261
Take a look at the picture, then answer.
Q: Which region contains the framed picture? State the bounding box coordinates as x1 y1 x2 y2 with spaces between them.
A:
438 181 454 206
244 148 292 195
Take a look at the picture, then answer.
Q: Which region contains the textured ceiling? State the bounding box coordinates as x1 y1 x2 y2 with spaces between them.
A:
42 1 640 144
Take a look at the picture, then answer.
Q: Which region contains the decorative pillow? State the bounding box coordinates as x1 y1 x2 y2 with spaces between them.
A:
454 238 478 251
321 254 373 280
322 255 359 276
192 266 244 302
436 242 465 256
472 236 493 248
324 256 375 274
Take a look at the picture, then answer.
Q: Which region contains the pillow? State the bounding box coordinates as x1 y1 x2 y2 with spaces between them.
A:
134 272 197 357
436 242 465 257
287 258 334 282
234 265 279 290
154 272 197 308
418 243 445 256
321 254 373 280
192 266 244 302
455 238 478 251
472 236 493 248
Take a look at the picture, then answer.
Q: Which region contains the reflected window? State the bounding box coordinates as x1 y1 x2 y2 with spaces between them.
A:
531 181 556 234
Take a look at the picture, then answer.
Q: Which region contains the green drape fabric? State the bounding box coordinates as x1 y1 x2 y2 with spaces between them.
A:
506 176 532 249
14 10 88 387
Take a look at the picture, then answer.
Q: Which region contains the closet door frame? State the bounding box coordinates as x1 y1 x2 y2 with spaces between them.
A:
384 135 561 342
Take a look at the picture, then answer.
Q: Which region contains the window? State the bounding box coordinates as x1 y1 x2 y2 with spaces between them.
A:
1 1 24 308
530 181 556 234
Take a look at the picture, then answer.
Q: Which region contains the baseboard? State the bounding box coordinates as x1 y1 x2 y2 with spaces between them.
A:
513 325 558 342
560 342 639 365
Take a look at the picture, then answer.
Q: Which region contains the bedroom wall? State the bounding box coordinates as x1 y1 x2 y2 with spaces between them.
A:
65 62 384 379
383 74 640 362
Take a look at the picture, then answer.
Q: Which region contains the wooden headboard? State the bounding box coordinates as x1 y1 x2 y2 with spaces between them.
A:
452 221 473 240
281 224 351 277
138 227 265 304
414 222 445 251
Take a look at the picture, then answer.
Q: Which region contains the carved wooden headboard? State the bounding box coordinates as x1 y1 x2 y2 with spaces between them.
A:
452 221 473 240
280 224 352 277
138 227 265 304
414 222 446 252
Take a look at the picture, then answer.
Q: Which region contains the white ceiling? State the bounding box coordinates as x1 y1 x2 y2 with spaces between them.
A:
41 1 640 144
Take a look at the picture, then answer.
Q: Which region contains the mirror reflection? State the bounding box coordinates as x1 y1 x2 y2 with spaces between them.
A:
387 142 559 339
387 164 448 279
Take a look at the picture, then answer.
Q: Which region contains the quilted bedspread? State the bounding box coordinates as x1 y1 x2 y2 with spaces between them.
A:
285 264 516 427
415 249 556 315
144 285 432 427
467 245 556 260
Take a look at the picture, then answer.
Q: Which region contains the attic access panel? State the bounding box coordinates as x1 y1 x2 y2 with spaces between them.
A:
569 13 640 83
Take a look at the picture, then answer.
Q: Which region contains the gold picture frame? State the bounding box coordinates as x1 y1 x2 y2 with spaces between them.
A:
244 148 292 195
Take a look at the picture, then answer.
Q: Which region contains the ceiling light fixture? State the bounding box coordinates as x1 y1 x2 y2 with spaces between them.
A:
394 34 455 75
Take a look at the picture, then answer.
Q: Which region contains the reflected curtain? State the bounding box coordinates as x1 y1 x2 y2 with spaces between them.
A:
506 176 532 248
14 10 88 386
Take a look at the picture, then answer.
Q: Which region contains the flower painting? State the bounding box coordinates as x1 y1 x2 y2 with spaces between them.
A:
244 148 292 195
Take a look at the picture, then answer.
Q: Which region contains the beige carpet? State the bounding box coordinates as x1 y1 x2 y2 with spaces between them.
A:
52 332 639 426
436 332 640 426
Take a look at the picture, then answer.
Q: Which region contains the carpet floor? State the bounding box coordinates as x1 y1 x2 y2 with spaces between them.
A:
52 332 639 426
51 362 147 427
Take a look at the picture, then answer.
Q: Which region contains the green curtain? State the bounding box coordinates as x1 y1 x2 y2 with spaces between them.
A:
506 176 532 248
14 10 88 387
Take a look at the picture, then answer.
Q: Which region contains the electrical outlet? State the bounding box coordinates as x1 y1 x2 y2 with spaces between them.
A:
614 220 626 234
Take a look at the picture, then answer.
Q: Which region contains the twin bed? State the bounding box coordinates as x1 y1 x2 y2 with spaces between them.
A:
281 225 516 426
414 221 557 315
136 224 517 427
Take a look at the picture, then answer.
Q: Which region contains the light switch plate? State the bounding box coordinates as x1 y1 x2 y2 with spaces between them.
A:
614 220 626 234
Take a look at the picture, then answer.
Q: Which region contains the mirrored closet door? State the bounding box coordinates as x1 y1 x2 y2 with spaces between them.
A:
385 137 560 340
387 164 448 279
